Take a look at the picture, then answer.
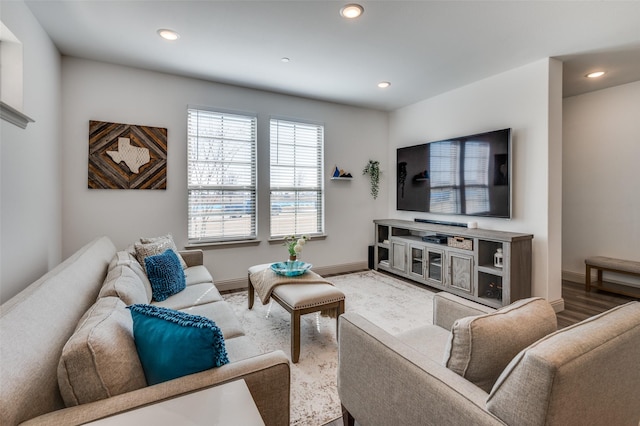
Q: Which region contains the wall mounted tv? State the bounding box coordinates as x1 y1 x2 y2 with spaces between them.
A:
397 128 511 218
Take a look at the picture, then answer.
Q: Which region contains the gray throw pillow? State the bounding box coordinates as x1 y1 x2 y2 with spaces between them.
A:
58 297 147 406
443 297 557 392
98 264 150 305
135 233 187 271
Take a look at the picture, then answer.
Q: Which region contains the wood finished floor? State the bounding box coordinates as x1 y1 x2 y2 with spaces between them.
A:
322 279 637 426
556 279 637 328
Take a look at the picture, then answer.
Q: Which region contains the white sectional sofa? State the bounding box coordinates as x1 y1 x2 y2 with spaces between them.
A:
0 236 290 426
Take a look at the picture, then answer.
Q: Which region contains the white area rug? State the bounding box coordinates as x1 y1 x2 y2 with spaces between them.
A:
222 270 435 426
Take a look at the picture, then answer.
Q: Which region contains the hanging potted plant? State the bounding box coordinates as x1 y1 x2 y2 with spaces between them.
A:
362 160 380 199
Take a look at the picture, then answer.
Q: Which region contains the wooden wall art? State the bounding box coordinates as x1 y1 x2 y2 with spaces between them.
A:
88 120 167 189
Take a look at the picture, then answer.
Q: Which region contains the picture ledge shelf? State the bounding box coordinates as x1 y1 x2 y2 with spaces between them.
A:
1 101 34 129
331 177 353 180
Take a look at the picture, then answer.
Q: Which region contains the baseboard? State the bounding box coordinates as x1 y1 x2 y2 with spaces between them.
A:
562 270 584 284
215 277 248 292
550 298 565 313
215 261 369 292
562 269 640 288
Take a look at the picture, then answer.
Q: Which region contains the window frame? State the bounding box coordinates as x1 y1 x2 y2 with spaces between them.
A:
269 117 325 239
186 106 258 244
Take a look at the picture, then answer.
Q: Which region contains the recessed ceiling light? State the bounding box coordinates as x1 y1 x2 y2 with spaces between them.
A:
157 29 180 41
377 81 391 89
340 4 364 19
586 71 605 78
281 57 290 63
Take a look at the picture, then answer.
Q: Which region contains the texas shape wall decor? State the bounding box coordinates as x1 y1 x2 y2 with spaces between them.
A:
88 120 167 189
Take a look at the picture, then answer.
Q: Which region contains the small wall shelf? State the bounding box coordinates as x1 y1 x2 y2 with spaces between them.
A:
331 165 352 179
1 23 34 129
1 101 34 129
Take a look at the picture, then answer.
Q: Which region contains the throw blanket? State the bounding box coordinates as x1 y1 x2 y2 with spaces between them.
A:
250 268 332 305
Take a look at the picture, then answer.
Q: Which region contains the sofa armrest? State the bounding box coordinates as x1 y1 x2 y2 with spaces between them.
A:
20 351 290 426
433 292 495 330
338 313 504 426
179 249 203 267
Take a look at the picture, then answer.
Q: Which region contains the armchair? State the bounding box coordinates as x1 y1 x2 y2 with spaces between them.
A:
338 292 640 426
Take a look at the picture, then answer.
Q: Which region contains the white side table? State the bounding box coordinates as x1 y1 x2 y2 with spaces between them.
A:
87 379 265 425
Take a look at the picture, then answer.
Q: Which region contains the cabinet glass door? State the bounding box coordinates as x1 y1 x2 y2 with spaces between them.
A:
426 249 444 284
409 245 425 278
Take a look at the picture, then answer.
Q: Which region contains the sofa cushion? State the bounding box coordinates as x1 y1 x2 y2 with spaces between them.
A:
152 282 223 310
57 297 147 407
224 335 263 362
181 301 245 339
395 324 451 363
128 304 230 385
136 233 187 270
145 249 186 302
98 265 149 305
185 265 214 286
108 251 153 301
443 297 557 392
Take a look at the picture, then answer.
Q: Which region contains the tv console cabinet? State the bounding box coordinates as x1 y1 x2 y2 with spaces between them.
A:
374 219 533 308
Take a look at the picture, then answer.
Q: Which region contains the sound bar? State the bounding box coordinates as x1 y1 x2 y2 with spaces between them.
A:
414 218 467 228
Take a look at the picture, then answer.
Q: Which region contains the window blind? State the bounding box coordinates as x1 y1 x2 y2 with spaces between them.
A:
187 108 257 243
270 118 324 238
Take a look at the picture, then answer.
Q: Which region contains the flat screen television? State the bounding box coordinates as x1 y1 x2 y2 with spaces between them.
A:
397 128 511 218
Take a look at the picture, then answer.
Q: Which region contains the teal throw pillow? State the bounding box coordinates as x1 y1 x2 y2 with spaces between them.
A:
144 249 186 302
128 304 229 385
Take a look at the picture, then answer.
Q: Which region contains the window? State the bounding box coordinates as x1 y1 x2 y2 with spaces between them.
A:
270 118 324 238
187 108 257 243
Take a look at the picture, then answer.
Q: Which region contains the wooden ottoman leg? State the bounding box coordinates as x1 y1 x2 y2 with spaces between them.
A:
336 299 345 338
585 264 591 292
247 273 255 309
292 310 301 363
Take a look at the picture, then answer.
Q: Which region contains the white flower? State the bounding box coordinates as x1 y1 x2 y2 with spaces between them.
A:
285 234 310 257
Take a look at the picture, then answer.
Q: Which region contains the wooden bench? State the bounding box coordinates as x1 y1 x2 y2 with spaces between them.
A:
585 256 640 298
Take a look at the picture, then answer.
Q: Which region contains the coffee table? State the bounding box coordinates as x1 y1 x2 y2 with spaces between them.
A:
248 263 345 363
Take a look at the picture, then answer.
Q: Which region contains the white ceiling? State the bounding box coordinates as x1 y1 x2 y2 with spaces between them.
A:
23 0 640 111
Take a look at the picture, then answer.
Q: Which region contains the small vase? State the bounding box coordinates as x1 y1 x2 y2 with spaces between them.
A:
494 248 503 268
289 255 297 262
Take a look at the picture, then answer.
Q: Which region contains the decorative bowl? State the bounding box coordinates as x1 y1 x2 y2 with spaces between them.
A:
270 261 312 277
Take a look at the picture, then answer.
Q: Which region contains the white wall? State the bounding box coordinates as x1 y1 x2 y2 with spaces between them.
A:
388 58 564 304
563 80 640 287
0 1 62 303
61 58 388 286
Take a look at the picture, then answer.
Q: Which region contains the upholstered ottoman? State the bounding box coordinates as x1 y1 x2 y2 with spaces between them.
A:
248 263 345 363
